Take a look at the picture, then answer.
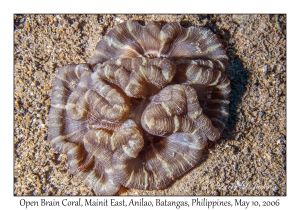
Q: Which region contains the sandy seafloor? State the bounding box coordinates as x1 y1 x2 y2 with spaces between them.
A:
13 14 286 196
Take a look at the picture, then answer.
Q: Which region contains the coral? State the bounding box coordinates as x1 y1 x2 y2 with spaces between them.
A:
48 21 230 195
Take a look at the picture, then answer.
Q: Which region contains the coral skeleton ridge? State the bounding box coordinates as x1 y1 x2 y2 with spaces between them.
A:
48 21 231 195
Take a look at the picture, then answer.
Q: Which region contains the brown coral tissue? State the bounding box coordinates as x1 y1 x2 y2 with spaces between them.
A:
48 21 231 195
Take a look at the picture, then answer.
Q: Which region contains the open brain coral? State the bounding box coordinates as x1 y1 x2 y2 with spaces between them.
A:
48 21 231 195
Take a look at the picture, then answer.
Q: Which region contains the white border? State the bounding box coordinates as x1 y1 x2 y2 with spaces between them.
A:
3 0 296 209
